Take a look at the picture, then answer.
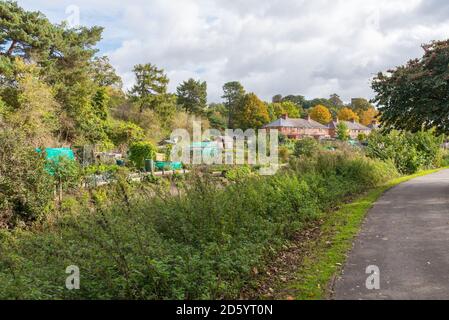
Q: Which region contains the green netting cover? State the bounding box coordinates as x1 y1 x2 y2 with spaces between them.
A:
45 148 75 161
36 148 75 162
36 148 75 175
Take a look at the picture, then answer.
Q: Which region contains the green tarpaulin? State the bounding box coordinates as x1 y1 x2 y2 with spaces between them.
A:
36 148 75 175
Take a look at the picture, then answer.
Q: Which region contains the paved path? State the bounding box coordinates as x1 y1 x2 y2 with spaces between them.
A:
334 169 449 300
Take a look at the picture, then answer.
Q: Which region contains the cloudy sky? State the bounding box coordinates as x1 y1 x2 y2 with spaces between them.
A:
17 0 449 103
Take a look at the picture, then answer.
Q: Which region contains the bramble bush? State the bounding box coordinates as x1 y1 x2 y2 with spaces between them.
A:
0 130 54 227
365 130 443 174
0 151 398 299
293 137 319 158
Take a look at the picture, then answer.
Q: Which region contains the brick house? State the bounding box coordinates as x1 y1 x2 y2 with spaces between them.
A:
327 118 371 139
263 114 330 139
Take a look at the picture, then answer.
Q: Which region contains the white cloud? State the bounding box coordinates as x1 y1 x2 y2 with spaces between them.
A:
17 0 449 103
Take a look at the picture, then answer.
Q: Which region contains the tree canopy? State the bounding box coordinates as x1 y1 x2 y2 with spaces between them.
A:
309 104 332 124
372 39 449 134
222 81 245 128
234 93 270 130
176 78 207 115
338 107 359 122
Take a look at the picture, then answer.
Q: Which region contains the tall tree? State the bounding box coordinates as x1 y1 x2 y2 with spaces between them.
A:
90 56 122 88
268 101 302 120
128 63 169 112
0 1 63 59
2 60 60 147
91 87 110 121
234 93 270 130
329 93 344 107
176 78 207 115
372 39 449 134
282 95 306 108
0 1 106 145
272 94 283 103
206 103 228 130
350 98 373 113
222 81 245 128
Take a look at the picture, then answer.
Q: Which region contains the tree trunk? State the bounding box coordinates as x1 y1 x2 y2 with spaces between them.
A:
6 40 17 56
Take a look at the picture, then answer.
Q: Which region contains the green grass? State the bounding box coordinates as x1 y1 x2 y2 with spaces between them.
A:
290 168 446 300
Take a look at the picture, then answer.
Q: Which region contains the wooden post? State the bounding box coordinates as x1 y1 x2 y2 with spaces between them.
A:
58 177 63 204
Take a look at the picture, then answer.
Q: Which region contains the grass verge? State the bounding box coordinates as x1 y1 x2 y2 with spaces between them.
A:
290 168 446 300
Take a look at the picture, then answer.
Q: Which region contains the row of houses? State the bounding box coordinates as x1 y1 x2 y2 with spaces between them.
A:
263 114 378 140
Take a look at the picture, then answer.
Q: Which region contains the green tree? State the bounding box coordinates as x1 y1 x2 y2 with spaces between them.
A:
281 95 306 108
206 103 228 130
153 94 178 127
47 156 81 203
0 1 110 146
372 40 449 134
176 78 207 115
91 87 110 121
280 101 302 118
128 63 169 112
109 120 145 151
222 81 245 128
268 101 302 120
91 56 123 88
336 122 350 141
329 93 344 107
129 141 157 169
272 94 283 103
303 98 333 110
351 98 374 116
1 59 60 147
234 93 270 130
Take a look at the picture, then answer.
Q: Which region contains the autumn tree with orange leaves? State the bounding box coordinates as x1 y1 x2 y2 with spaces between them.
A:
338 107 359 122
359 107 379 126
309 105 332 124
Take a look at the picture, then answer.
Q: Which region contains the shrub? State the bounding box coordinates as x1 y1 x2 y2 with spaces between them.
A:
293 138 319 158
128 141 157 169
357 133 367 142
279 146 290 163
225 165 252 182
83 164 121 176
441 149 449 167
366 130 443 174
0 130 54 227
109 120 145 150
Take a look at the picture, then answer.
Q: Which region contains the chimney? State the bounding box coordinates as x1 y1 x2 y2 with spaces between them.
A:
351 118 356 124
335 116 339 123
307 115 311 121
281 113 288 120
